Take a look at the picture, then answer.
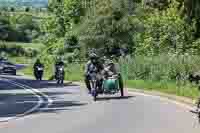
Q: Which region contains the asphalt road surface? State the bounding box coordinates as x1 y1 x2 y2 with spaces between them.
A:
0 75 200 133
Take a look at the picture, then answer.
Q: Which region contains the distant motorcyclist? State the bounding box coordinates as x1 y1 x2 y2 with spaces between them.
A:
33 59 44 80
55 57 65 80
84 53 104 93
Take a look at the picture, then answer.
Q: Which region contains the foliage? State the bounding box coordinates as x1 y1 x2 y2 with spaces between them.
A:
143 0 170 10
134 1 194 55
0 41 40 57
76 0 137 57
119 54 200 85
0 13 42 42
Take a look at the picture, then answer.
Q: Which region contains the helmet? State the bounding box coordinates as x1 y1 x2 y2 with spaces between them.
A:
108 60 114 65
56 56 64 62
89 53 98 60
36 59 40 63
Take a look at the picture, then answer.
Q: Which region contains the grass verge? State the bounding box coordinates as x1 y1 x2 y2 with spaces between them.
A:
126 80 199 99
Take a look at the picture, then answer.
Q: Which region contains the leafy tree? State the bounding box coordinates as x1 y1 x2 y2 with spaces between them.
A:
77 0 136 57
25 7 30 12
143 0 170 10
10 7 15 12
134 1 194 55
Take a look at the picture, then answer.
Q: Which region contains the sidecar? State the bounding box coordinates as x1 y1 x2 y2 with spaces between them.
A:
102 75 124 96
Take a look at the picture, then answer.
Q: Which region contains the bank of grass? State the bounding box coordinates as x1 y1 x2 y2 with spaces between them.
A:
126 80 199 99
0 42 44 50
9 56 35 64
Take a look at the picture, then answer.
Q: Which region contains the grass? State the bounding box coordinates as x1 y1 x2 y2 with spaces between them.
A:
2 42 45 50
126 80 199 99
9 56 35 64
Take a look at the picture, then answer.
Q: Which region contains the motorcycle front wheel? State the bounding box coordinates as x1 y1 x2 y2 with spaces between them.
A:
92 89 98 101
120 87 124 97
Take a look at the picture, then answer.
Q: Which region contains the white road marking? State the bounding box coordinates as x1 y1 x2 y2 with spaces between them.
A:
9 80 53 107
0 78 53 123
128 91 194 110
0 79 42 122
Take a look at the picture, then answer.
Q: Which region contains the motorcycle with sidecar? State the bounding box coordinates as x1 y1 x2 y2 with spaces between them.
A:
90 72 124 101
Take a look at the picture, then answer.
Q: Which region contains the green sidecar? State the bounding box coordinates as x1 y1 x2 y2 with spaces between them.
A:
102 75 124 96
91 74 124 101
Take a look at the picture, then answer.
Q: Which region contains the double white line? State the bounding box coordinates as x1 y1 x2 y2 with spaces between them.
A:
0 78 53 122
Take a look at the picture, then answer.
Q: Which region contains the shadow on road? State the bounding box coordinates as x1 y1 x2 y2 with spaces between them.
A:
0 75 79 90
0 75 87 119
0 93 87 118
96 95 135 101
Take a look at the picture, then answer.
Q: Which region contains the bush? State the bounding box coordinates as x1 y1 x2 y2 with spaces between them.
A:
134 1 194 55
0 42 39 57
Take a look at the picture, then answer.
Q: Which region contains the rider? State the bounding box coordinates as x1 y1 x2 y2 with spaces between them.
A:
102 57 124 92
33 59 44 70
55 57 65 79
84 53 104 93
33 59 44 76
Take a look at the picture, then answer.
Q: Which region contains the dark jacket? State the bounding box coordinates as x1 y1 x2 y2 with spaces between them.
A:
85 60 104 75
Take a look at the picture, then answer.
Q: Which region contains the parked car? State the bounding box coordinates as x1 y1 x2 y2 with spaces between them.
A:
0 61 17 75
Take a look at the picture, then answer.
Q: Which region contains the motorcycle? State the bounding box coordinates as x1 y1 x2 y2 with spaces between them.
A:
89 72 101 101
34 66 44 80
56 65 65 84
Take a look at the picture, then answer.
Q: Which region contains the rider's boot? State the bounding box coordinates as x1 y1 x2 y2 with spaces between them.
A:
85 80 91 94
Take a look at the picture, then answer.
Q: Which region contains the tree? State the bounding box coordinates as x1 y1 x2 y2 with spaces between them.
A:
183 0 200 37
143 0 170 10
134 1 194 55
10 7 15 12
77 0 136 56
25 7 30 12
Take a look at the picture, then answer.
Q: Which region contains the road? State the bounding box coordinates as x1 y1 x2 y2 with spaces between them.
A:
0 75 199 133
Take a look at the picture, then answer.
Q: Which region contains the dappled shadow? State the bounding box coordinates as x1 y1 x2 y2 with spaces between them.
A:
0 75 86 121
0 75 79 90
96 95 135 101
0 93 87 119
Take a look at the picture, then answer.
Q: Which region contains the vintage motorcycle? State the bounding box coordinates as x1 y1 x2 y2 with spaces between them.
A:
56 65 65 84
34 65 44 80
90 72 124 101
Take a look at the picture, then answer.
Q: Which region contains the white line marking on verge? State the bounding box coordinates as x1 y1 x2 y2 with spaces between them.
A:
128 91 194 110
